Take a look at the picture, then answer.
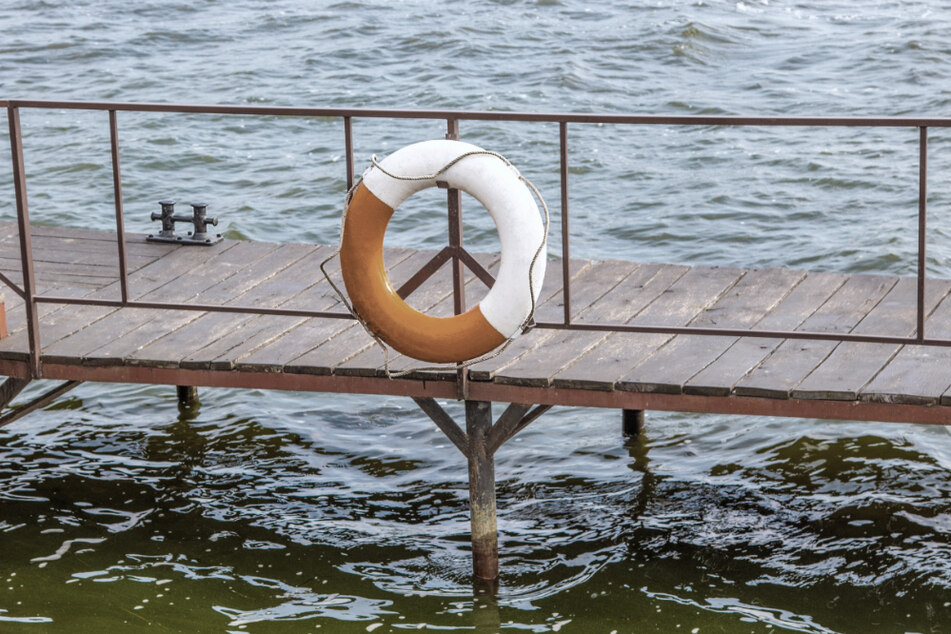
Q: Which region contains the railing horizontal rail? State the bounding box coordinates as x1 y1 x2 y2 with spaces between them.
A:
4 98 947 382
5 98 951 127
34 295 356 320
533 321 951 348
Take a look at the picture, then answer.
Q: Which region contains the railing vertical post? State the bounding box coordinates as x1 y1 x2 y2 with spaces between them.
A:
446 118 465 315
109 110 130 303
7 106 41 377
446 118 468 398
917 126 928 342
559 121 571 326
344 116 354 191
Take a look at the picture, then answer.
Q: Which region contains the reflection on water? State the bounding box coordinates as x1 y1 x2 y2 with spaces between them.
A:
1 385 950 631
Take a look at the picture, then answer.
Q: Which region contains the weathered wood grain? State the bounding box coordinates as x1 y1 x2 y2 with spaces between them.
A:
617 267 806 394
0 238 243 360
117 242 321 368
159 244 336 369
282 249 447 375
3 220 951 418
733 274 898 399
791 278 951 401
683 271 848 396
494 263 689 388
861 290 951 405
465 257 592 382
554 265 744 391
43 240 283 366
230 248 423 374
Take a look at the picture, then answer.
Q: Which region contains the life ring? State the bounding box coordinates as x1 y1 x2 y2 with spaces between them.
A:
339 139 547 364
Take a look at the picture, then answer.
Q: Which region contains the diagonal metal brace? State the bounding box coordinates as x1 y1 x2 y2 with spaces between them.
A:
397 247 453 299
395 245 496 302
0 380 82 429
414 398 553 458
413 397 469 457
0 377 31 410
457 248 496 289
486 403 552 455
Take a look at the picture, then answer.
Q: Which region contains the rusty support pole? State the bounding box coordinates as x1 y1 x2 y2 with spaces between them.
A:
109 110 130 303
176 385 199 408
0 377 30 410
466 400 498 581
8 106 41 378
446 119 468 399
0 381 81 429
623 409 644 438
917 126 927 342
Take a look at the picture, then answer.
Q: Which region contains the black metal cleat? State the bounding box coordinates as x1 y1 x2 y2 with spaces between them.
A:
183 202 221 244
147 200 223 245
148 200 178 240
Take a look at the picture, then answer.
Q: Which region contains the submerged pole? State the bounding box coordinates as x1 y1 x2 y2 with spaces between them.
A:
465 400 498 581
622 408 644 438
177 385 199 408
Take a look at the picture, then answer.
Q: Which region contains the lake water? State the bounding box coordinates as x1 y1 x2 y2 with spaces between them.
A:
2 1 951 631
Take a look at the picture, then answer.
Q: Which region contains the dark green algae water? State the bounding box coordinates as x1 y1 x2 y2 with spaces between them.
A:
4 0 951 631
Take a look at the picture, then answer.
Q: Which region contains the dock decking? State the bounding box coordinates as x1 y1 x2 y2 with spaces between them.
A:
0 221 949 425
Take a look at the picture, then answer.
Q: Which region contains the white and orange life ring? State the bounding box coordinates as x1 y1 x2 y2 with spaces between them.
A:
339 140 547 364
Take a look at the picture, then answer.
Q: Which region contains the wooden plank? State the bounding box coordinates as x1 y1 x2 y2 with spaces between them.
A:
114 242 321 368
553 265 745 391
0 258 123 280
180 247 417 371
128 243 330 369
0 242 156 269
13 224 179 256
281 249 450 375
0 283 91 338
41 240 283 365
615 267 806 394
791 278 951 401
862 290 951 405
493 263 689 387
469 258 624 382
463 258 594 382
225 250 420 373
733 273 899 399
0 239 245 360
199 248 380 372
684 271 847 396
294 250 544 379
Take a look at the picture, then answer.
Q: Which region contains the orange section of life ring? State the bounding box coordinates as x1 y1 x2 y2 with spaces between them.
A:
339 183 506 364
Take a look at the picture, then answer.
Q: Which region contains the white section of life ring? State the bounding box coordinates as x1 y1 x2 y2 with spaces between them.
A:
361 139 547 338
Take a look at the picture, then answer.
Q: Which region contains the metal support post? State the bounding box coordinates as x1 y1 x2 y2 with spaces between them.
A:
414 398 553 583
177 385 199 408
466 400 498 581
622 409 644 438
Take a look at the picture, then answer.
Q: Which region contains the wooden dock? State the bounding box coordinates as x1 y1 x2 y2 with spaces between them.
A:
3 220 951 584
0 221 950 424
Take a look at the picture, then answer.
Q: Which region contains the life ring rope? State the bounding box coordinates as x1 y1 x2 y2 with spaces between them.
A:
319 147 550 379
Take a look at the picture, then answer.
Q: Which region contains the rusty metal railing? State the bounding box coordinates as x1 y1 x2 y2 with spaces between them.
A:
4 98 951 380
